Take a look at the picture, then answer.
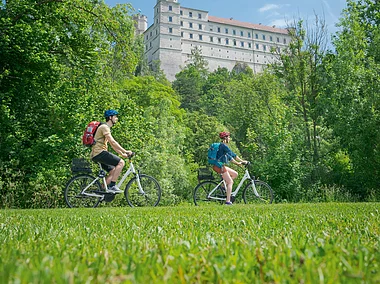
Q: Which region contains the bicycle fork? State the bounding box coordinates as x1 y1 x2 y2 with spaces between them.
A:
243 170 260 198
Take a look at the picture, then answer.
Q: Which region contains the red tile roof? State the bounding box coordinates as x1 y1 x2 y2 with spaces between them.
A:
208 15 289 35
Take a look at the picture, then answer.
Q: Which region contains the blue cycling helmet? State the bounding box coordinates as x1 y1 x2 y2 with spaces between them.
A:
104 109 119 118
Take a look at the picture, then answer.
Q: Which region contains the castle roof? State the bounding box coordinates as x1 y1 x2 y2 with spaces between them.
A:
208 15 289 35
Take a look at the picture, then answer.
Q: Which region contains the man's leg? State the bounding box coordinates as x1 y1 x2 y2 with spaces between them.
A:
106 159 125 185
93 151 125 187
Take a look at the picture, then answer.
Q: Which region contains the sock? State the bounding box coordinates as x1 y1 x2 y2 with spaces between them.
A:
109 181 116 187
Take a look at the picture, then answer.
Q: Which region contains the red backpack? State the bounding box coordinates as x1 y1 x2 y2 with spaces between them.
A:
82 121 102 147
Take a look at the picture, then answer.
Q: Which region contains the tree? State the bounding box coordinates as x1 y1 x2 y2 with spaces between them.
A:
322 0 380 197
0 0 141 207
172 46 209 111
271 16 329 184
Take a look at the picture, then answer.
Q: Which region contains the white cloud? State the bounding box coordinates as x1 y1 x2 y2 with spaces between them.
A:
259 4 280 13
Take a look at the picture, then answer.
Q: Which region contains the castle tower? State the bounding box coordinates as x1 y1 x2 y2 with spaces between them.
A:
134 14 148 35
151 0 182 80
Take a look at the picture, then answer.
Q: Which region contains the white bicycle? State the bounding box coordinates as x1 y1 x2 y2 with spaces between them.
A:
64 153 161 208
193 163 273 205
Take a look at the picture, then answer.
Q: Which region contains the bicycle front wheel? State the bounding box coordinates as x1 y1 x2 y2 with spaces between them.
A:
124 174 161 207
64 174 102 208
193 181 225 206
243 180 273 204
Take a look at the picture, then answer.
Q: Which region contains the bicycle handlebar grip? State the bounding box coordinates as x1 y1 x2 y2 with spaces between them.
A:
129 152 136 158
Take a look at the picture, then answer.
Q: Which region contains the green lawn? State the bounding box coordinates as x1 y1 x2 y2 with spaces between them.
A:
1 203 379 283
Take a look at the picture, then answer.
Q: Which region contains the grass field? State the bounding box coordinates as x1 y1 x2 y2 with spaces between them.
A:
1 203 379 283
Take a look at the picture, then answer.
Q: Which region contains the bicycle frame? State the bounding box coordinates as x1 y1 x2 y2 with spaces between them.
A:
80 160 145 198
207 167 260 201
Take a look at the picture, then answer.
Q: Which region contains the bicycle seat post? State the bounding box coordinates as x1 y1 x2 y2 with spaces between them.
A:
98 163 106 178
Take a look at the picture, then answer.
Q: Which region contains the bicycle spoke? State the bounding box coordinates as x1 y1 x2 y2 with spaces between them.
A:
194 181 225 206
64 175 102 208
243 180 273 204
125 174 161 207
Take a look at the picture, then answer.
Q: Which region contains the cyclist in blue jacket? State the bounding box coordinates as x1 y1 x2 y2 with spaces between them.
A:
212 131 248 205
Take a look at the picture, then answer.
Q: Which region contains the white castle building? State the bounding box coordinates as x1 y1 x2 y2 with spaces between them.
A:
136 0 291 81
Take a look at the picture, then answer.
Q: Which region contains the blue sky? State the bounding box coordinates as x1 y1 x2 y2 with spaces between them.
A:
104 0 347 37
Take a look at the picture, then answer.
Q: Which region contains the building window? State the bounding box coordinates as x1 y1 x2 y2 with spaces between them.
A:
199 34 203 40
262 34 266 40
150 31 152 36
217 27 221 33
180 21 183 26
240 31 244 36
189 11 193 17
225 38 229 44
156 19 158 24
218 38 221 43
233 39 236 46
198 24 202 30
210 27 213 31
263 45 267 51
277 37 280 43
284 38 287 44
198 13 201 19
255 33 258 39
189 22 193 28
180 10 183 15
241 41 244 47
168 16 172 22
156 30 158 35
248 43 251 48
150 42 152 47
256 43 259 49
210 36 214 42
233 30 236 35
169 27 173 33
169 5 172 11
248 32 251 38
225 28 228 34
189 33 193 39
270 36 273 41
181 32 183 37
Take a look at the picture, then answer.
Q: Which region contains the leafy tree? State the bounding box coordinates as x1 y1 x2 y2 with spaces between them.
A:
271 16 329 185
172 46 209 111
0 0 141 207
200 67 231 118
322 0 380 197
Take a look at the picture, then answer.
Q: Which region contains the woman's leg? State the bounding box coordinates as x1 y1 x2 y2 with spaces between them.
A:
222 166 238 203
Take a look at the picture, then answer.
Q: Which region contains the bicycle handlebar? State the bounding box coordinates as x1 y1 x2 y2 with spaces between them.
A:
128 152 136 159
239 161 250 168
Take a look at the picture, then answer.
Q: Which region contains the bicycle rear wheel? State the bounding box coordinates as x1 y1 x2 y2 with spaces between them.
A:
124 174 161 207
193 181 226 206
243 180 273 204
64 174 102 208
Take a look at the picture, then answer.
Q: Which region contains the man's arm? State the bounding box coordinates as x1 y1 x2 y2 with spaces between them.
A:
105 132 132 158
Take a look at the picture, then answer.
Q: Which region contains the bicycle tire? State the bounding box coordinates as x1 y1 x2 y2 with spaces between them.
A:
193 180 226 206
124 174 161 207
64 174 102 208
243 180 273 204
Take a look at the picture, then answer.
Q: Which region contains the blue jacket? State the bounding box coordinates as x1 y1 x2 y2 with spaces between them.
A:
215 143 237 168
